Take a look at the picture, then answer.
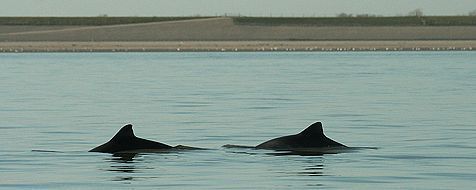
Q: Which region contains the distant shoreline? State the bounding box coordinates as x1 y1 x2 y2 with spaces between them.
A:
2 16 475 27
2 17 476 42
1 41 475 53
1 17 476 52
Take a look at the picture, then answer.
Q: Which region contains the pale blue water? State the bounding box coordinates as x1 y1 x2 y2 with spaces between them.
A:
0 52 475 189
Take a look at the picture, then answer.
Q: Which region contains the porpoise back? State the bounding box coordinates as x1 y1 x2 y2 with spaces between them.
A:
256 122 346 150
89 124 172 153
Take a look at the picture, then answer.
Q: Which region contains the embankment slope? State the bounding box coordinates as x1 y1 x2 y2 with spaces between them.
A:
1 17 476 41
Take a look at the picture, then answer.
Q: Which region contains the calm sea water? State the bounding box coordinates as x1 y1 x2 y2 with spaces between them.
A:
1 52 475 189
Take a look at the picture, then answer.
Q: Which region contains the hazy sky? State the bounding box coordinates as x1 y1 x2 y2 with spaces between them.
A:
1 0 475 17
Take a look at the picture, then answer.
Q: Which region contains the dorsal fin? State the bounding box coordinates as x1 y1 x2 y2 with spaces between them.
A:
111 124 135 140
299 122 323 136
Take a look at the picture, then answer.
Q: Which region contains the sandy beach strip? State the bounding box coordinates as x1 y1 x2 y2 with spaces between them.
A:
0 41 475 53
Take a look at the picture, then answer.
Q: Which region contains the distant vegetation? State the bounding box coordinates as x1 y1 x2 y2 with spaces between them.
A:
232 16 476 26
0 17 212 26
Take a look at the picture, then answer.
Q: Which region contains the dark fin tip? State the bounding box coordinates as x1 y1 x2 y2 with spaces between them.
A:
113 124 135 139
300 121 324 135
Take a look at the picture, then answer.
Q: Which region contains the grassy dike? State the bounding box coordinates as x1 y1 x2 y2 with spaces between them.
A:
0 16 212 26
232 16 476 26
1 16 475 52
0 16 475 26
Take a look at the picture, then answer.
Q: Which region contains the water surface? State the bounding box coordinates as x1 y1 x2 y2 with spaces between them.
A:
1 52 475 189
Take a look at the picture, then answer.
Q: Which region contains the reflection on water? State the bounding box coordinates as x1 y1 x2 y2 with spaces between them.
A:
106 153 141 182
300 164 325 176
223 144 370 156
111 153 138 162
297 156 326 177
269 150 334 156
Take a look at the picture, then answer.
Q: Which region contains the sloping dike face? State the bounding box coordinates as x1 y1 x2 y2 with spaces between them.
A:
2 17 476 41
